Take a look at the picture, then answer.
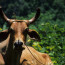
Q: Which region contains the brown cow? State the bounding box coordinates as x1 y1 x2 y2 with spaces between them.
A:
0 6 53 65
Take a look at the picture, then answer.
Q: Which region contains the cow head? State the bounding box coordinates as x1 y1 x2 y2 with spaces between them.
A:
0 6 41 51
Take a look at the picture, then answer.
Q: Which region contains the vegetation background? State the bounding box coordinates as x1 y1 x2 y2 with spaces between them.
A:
0 0 65 65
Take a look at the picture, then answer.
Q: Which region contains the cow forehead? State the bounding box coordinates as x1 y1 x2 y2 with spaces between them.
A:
11 22 28 30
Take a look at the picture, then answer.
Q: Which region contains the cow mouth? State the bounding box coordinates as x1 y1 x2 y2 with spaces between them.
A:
14 45 25 52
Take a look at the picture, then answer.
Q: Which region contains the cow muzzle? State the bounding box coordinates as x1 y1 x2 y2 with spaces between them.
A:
14 40 24 51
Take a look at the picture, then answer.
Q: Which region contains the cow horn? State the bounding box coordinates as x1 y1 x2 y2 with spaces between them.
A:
0 6 12 24
28 8 40 24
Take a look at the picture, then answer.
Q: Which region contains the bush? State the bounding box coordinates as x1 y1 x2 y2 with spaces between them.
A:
28 22 65 65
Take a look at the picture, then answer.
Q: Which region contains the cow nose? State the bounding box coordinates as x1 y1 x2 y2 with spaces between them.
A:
14 40 23 47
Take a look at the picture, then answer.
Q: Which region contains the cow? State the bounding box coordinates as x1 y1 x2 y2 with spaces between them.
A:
0 6 53 65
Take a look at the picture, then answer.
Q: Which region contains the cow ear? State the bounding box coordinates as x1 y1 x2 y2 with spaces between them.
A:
0 29 9 42
28 29 41 42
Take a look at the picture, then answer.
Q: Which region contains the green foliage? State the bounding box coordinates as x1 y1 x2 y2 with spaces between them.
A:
28 22 65 65
27 8 65 65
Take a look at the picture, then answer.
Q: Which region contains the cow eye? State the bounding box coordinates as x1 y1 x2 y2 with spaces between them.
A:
9 28 15 33
24 28 29 32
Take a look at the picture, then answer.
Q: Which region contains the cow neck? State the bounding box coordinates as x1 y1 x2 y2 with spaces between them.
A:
5 35 23 65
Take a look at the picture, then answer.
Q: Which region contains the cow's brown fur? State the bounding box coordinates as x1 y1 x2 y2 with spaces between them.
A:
20 46 53 65
0 6 53 65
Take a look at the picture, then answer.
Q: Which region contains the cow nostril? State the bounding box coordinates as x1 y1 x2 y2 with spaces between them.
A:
14 40 23 47
19 42 23 45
